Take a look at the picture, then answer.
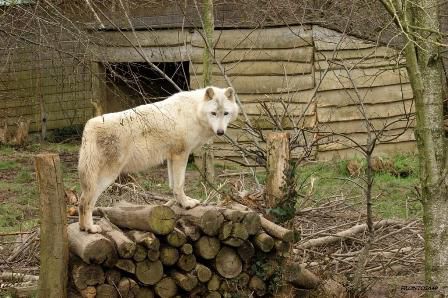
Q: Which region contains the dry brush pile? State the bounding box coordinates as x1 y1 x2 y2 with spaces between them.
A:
67 203 314 298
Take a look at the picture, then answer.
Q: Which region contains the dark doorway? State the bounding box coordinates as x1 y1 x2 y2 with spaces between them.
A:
104 61 189 112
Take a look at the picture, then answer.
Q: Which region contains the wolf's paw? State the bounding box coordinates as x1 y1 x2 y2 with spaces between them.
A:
86 224 102 234
178 196 200 209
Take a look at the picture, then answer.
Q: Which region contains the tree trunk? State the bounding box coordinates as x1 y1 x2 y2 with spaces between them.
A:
198 0 215 180
35 154 68 298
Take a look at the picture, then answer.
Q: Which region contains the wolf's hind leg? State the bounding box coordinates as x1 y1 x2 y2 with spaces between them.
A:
167 159 173 189
171 154 200 209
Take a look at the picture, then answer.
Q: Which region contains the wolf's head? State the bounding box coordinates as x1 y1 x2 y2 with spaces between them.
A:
201 86 239 136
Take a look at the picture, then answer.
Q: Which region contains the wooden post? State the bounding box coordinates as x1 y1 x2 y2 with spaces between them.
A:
265 132 290 209
35 154 68 298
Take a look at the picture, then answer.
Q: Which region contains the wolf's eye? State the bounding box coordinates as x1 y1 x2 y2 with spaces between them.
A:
224 112 229 116
211 112 217 116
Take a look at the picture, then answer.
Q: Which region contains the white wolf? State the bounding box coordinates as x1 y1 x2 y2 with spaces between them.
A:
78 86 239 233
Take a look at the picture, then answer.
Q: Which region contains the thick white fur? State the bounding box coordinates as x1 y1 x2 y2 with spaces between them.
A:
78 86 239 233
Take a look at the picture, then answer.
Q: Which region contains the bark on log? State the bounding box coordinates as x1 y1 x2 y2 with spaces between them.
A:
275 240 291 257
253 232 275 252
171 271 198 291
195 236 221 259
155 277 178 298
35 153 68 298
160 245 180 266
96 284 118 298
177 253 196 272
195 263 212 283
260 217 295 242
117 277 140 298
249 276 267 296
219 221 233 240
207 274 221 291
166 228 187 247
105 269 121 286
215 246 242 278
115 259 136 274
284 262 321 289
127 230 160 251
133 244 147 262
71 260 105 291
135 260 164 285
98 218 136 258
237 240 255 261
171 206 225 236
177 219 201 241
68 223 117 267
97 205 176 235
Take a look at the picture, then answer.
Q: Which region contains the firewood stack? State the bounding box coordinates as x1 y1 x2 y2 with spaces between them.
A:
67 203 305 298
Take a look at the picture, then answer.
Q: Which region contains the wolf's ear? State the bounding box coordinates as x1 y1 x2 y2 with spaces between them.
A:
204 87 215 101
224 87 235 101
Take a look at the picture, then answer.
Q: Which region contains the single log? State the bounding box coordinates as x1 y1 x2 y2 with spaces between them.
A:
127 230 160 251
160 245 180 266
171 271 199 291
234 272 250 287
207 274 221 291
96 284 118 298
117 277 140 298
195 236 221 260
253 232 275 252
222 209 245 222
249 276 266 296
275 240 291 257
284 262 321 289
180 243 193 255
97 205 176 235
71 261 105 291
98 218 136 258
68 223 117 266
171 206 224 236
35 153 68 298
222 237 244 247
215 247 242 278
177 253 197 272
260 217 295 242
237 240 255 261
166 228 187 247
265 132 290 208
147 249 160 261
155 277 178 298
206 291 221 298
242 212 262 235
219 221 233 240
105 269 121 286
195 263 212 283
177 219 201 241
135 260 164 285
115 259 136 274
133 244 147 262
80 286 96 298
136 287 155 298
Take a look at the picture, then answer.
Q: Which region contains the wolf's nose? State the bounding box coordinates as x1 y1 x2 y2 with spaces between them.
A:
217 129 224 136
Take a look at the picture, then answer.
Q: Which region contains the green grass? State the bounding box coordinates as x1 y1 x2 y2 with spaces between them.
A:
0 160 19 170
295 154 422 219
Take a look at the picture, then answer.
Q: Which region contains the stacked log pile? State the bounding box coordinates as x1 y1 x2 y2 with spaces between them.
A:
67 203 311 298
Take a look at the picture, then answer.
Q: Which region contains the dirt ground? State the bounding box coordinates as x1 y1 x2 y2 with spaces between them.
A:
0 140 427 297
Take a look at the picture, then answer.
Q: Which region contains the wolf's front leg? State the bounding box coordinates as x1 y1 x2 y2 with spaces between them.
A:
167 159 173 189
171 154 200 209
